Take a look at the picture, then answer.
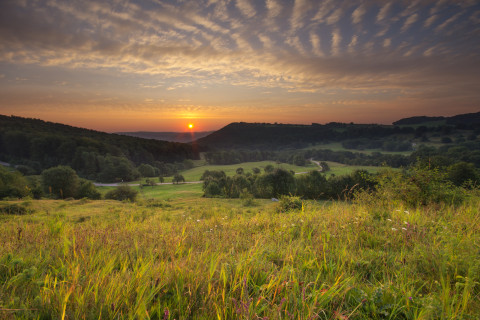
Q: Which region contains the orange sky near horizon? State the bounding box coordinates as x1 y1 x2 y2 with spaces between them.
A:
0 0 479 132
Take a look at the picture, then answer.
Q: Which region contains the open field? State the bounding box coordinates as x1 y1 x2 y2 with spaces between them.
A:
1 196 479 319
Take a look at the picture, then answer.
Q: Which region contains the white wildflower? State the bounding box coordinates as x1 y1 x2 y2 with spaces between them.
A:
387 219 392 222
404 211 409 214
392 228 397 231
402 227 407 231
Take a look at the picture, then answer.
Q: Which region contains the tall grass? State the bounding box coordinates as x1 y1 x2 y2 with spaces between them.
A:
0 196 479 319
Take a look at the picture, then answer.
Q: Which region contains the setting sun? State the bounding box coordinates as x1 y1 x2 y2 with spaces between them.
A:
188 123 194 129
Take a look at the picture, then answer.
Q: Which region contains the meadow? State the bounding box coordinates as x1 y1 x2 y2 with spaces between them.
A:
1 187 479 319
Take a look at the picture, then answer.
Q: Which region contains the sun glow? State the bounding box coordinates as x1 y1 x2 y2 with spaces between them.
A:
188 123 194 129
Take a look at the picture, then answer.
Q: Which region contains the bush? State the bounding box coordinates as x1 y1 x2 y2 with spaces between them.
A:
105 185 138 202
240 189 256 206
0 203 34 215
76 179 101 200
276 195 303 212
0 166 31 199
357 164 465 208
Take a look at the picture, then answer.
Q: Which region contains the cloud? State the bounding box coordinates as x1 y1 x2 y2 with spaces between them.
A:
376 2 392 22
331 29 342 55
424 15 437 28
348 35 358 53
401 13 418 32
290 0 313 32
326 8 343 25
309 31 323 56
435 12 462 33
236 0 256 19
351 4 366 25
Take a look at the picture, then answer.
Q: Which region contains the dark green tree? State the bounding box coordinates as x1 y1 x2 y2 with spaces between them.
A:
447 162 479 186
172 173 185 184
138 164 156 177
41 166 79 198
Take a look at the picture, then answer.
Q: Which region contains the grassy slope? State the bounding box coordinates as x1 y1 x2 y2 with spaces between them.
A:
1 196 479 319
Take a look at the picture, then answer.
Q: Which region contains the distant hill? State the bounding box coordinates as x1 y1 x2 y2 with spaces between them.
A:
196 111 480 150
392 116 445 125
195 122 412 150
393 111 480 126
0 115 198 181
116 131 213 143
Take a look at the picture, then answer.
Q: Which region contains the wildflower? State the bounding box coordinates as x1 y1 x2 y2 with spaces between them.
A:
404 210 409 214
396 209 400 212
404 221 408 225
392 228 397 231
387 219 392 222
402 227 407 231
197 219 201 222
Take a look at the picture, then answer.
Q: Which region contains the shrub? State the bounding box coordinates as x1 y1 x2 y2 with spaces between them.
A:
0 166 31 199
276 195 303 212
240 189 256 206
76 179 101 200
105 185 138 202
357 164 465 208
0 203 34 215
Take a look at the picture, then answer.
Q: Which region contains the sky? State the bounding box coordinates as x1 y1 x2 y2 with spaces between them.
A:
0 0 479 132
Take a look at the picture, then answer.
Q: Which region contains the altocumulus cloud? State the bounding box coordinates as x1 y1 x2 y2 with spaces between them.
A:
0 0 479 123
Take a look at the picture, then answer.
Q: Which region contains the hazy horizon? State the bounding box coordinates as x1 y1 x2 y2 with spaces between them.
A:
1 0 479 132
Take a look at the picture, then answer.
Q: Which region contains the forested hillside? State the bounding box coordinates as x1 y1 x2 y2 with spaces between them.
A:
0 115 199 181
196 122 416 149
196 113 479 151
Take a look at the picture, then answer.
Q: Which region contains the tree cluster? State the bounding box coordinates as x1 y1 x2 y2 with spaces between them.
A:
201 168 375 200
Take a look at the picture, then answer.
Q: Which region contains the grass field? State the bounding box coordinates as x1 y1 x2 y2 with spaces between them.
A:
1 194 479 319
